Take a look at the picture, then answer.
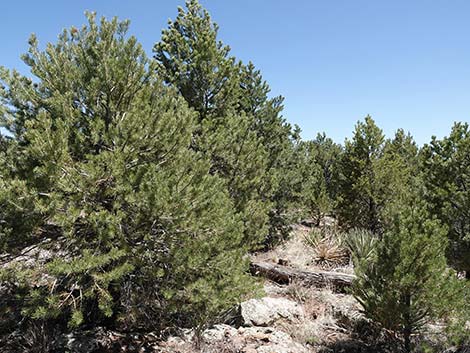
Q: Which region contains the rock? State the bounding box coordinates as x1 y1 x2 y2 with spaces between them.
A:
203 324 237 342
52 329 105 353
162 325 308 353
242 348 258 353
244 327 307 353
240 297 303 327
1 236 68 280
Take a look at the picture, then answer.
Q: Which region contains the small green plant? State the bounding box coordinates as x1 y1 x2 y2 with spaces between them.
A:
305 336 317 345
341 228 378 267
303 229 323 249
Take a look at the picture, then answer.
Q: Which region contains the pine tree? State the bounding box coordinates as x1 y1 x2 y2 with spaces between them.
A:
421 122 470 275
336 116 406 233
384 128 419 172
0 131 40 251
379 129 420 222
238 62 301 243
337 116 386 232
0 13 254 333
154 0 299 246
154 0 270 247
299 133 342 225
353 192 462 352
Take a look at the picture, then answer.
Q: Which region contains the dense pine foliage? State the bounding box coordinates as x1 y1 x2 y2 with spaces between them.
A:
0 1 469 351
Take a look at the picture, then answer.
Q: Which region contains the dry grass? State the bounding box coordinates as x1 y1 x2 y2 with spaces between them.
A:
253 224 353 274
250 221 367 351
311 237 348 269
285 279 314 303
303 229 349 269
272 277 365 351
275 296 356 351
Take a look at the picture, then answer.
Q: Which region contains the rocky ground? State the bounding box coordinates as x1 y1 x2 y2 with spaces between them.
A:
155 222 460 353
1 222 462 353
155 223 391 353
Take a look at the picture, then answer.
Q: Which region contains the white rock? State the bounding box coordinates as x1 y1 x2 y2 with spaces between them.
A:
240 297 303 327
203 324 237 342
242 326 308 353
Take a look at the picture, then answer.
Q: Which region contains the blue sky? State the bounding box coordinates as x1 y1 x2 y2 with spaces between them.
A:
1 1 470 145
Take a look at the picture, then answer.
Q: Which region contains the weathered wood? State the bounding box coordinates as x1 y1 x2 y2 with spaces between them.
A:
250 261 355 292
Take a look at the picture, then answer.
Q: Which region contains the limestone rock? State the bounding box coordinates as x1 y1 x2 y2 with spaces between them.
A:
240 297 303 327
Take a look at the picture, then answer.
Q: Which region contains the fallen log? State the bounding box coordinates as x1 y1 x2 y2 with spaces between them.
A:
250 261 355 292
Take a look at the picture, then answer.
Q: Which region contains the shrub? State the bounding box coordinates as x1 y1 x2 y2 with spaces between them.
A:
303 230 348 268
0 13 255 333
341 228 378 267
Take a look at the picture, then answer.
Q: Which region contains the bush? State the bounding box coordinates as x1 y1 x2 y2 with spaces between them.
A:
0 13 255 333
303 229 348 268
341 228 378 267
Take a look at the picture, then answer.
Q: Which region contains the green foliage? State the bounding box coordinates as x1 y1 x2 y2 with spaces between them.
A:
299 133 342 225
0 13 255 332
0 134 42 251
444 286 470 347
383 128 419 174
336 117 413 234
336 116 386 232
302 228 323 249
154 0 299 247
154 0 238 120
340 228 377 267
421 122 470 272
353 193 461 352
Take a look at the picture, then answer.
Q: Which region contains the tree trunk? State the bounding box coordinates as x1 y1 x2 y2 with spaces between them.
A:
404 328 411 353
403 294 412 353
249 261 355 292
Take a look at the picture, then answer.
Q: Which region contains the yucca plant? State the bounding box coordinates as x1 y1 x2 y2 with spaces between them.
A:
341 228 378 267
303 230 348 268
302 229 323 249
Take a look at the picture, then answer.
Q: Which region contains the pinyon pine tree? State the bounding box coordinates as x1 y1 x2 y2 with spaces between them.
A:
154 0 299 246
0 13 254 333
353 193 462 352
337 116 407 233
421 122 470 275
384 128 419 175
299 133 342 225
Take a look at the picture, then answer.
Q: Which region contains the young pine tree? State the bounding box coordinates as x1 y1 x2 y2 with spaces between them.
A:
421 122 470 276
384 128 419 174
0 14 254 333
299 133 342 226
353 193 462 352
239 62 302 244
154 0 269 247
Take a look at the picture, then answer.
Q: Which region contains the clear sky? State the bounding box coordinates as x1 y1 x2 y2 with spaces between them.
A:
1 0 470 145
